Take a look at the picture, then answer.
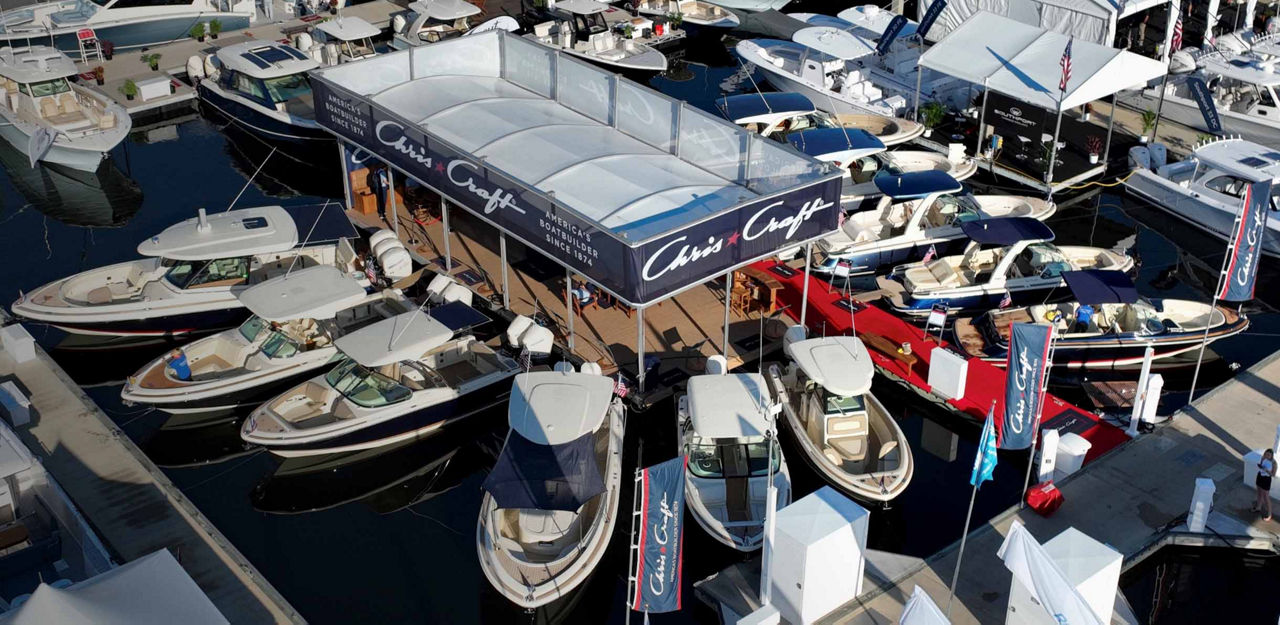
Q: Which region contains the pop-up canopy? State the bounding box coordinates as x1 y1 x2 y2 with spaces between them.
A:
918 0 1176 48
237 265 368 322
784 336 873 397
716 92 816 125
1062 270 1139 304
960 217 1054 245
873 170 963 200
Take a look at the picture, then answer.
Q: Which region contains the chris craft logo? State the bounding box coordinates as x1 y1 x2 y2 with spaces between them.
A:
647 492 678 597
1234 185 1265 288
372 120 525 216
1010 107 1023 117
642 196 834 282
1008 345 1038 435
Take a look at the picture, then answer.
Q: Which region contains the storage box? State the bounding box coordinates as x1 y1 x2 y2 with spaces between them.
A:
1052 432 1091 481
137 76 171 102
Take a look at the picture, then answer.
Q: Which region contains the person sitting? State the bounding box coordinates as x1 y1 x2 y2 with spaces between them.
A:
570 282 597 313
1073 304 1094 333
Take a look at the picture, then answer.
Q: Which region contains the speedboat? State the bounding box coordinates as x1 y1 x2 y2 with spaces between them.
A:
632 0 738 32
953 270 1250 370
882 218 1134 317
477 366 626 608
766 329 912 502
814 171 1054 277
11 205 363 336
1125 138 1280 258
241 302 522 457
0 0 252 53
195 41 329 144
0 46 129 172
717 91 924 147
523 0 683 73
785 128 977 199
389 0 519 50
308 16 380 65
120 266 415 414
678 361 791 551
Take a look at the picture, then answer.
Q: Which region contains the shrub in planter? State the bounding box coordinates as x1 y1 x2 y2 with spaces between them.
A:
1140 109 1157 143
919 101 946 138
92 66 104 86
141 53 161 71
120 79 138 101
101 40 114 60
209 19 222 39
190 23 205 42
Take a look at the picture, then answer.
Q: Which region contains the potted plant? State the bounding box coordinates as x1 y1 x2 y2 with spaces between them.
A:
1081 102 1093 122
101 40 114 61
190 23 205 42
1140 109 1157 143
919 101 946 138
666 11 684 29
92 66 104 86
329 0 338 14
1086 135 1102 164
623 23 635 39
209 19 222 40
141 53 161 71
120 79 138 101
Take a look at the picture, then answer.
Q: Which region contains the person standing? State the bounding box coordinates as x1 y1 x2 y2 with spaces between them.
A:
1255 449 1276 521
368 165 391 222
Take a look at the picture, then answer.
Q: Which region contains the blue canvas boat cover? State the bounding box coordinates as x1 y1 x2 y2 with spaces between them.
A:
959 217 1053 245
482 431 605 511
873 170 963 199
426 300 490 332
1062 270 1139 304
786 128 885 159
715 92 815 122
283 204 360 245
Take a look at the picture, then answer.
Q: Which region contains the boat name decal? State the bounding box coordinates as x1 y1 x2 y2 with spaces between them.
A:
647 492 677 597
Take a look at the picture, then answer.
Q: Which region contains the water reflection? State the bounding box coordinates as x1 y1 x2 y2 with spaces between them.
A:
0 139 142 228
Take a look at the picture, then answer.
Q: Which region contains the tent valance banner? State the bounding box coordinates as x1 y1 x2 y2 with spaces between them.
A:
997 521 1104 625
630 456 687 614
1218 180 1273 302
1002 323 1052 449
986 92 1049 137
1187 77 1223 135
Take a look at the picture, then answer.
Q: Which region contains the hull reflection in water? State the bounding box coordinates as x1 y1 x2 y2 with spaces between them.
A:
144 414 259 468
0 138 142 228
205 101 343 200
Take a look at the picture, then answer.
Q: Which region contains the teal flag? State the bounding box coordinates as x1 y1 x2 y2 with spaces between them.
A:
971 404 998 487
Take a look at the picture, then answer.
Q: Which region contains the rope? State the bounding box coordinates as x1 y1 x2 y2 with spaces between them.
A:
223 146 278 212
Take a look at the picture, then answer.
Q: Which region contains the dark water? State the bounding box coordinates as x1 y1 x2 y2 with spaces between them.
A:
2 25 1279 625
1120 546 1280 624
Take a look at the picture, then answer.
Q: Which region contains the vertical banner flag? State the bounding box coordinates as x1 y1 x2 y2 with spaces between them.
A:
916 0 948 40
997 522 1105 625
1002 323 1052 450
1186 76 1223 135
971 404 999 487
1218 180 1274 302
631 457 687 614
876 15 909 55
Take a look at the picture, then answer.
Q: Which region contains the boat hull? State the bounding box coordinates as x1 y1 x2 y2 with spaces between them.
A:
1120 87 1280 147
16 303 249 337
815 237 970 277
197 83 332 145
1125 168 1280 258
0 14 251 53
123 365 327 414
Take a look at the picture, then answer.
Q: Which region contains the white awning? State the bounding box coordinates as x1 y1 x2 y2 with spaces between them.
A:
409 0 481 20
237 265 368 322
784 336 873 397
918 12 1167 111
687 373 772 440
508 371 615 445
334 310 452 367
316 16 380 41
918 0 1173 44
136 206 298 260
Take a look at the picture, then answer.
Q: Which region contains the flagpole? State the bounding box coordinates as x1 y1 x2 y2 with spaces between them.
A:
946 477 980 617
948 400 997 617
1019 325 1056 509
1152 17 1182 140
1189 203 1240 403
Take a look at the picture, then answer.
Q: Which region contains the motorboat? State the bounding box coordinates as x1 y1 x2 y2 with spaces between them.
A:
813 171 1054 277
194 41 329 144
953 270 1250 369
704 0 789 11
784 128 977 199
632 0 738 32
11 205 363 336
0 46 129 172
389 0 519 50
1124 138 1280 258
766 329 912 502
241 302 522 457
477 366 626 608
882 218 1134 317
0 0 253 53
120 265 416 414
308 16 380 65
717 91 924 147
523 0 683 73
678 361 791 551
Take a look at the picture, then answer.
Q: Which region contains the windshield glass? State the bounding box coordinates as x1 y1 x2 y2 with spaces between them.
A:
262 74 312 103
163 260 200 288
24 78 70 98
824 391 866 415
688 438 781 479
239 316 268 342
324 358 411 408
261 332 300 359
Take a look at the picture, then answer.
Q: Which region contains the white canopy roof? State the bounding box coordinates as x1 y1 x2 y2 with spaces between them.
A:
917 0 1170 44
792 27 876 60
918 12 1167 111
835 5 919 38
687 373 772 440
1192 138 1280 183
334 310 452 367
552 0 610 14
216 41 319 80
236 265 368 322
0 46 76 82
136 206 298 261
409 0 481 20
316 16 380 40
784 336 874 397
1198 53 1280 87
0 550 228 625
508 371 615 445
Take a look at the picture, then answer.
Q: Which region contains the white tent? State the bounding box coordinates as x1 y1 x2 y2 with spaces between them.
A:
899 586 951 625
768 486 869 625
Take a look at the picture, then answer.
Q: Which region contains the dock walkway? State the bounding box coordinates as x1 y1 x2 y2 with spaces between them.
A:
0 329 304 624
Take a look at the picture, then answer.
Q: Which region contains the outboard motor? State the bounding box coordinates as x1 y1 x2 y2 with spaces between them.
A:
391 14 407 35
1169 50 1196 75
1128 145 1152 172
293 32 313 53
186 55 205 83
1148 143 1168 171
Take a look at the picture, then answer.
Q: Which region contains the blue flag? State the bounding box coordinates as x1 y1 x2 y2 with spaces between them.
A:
631 456 686 614
917 0 948 40
1002 323 1052 450
971 404 998 487
1186 76 1223 135
1218 180 1273 302
876 15 909 56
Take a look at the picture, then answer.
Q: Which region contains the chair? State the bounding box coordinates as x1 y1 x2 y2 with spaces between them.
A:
58 93 78 116
38 98 58 119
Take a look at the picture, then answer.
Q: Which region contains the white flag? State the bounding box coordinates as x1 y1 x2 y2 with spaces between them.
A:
899 586 950 625
997 521 1104 625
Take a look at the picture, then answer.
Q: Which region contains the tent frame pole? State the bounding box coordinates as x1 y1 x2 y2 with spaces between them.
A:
1103 94 1117 165
499 233 510 310
637 308 646 394
723 271 732 357
1045 102 1065 199
387 167 399 237
913 69 923 122
975 79 990 161
800 243 812 327
566 267 575 352
440 194 453 272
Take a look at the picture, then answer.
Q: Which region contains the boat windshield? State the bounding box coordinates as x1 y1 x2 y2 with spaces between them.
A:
1015 244 1070 279
923 194 982 227
324 358 411 408
261 74 312 104
1128 301 1167 335
239 316 269 342
163 258 249 289
824 391 866 416
19 78 70 98
688 437 781 479
261 331 301 359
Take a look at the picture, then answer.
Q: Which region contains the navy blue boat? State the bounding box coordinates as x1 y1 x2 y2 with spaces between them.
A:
197 41 331 145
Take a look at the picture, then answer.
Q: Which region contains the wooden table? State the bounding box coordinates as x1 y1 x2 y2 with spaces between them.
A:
736 266 784 314
862 332 919 368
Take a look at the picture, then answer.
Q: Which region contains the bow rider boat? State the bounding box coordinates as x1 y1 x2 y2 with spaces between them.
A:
882 218 1134 317
121 265 416 414
766 329 912 502
785 128 978 201
389 0 519 50
678 362 791 551
241 302 522 457
523 0 683 73
11 205 363 336
814 171 1054 277
717 91 924 148
195 41 329 144
0 0 253 53
631 0 739 32
0 46 129 172
1125 138 1280 258
477 366 626 608
953 269 1250 370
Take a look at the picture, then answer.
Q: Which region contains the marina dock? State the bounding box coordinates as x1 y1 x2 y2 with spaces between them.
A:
0 328 303 624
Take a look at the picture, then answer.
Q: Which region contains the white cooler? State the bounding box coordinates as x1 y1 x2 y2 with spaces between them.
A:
1053 432 1092 481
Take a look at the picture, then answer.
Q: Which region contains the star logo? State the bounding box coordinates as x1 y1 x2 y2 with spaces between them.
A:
434 162 445 174
727 231 741 246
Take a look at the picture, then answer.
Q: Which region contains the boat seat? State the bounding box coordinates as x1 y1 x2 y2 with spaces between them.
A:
85 286 112 304
927 260 959 287
517 508 577 552
49 0 96 26
825 412 867 440
38 98 58 119
878 440 899 460
533 21 555 38
829 436 866 462
58 93 78 116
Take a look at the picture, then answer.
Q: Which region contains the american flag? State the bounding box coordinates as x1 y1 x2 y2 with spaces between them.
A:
613 375 629 398
922 244 938 264
1059 37 1073 93
999 292 1012 309
1171 15 1183 52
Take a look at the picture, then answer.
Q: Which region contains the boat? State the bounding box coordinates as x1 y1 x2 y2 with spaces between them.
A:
308 15 380 65
953 269 1250 369
241 302 522 457
1124 138 1280 258
716 91 924 147
678 361 791 551
881 217 1134 317
813 171 1054 277
0 46 129 172
477 366 626 608
765 329 912 502
120 265 417 415
194 41 330 145
523 0 683 73
10 204 363 337
784 128 977 198
389 0 519 50
0 0 252 53
632 0 739 32
704 0 789 11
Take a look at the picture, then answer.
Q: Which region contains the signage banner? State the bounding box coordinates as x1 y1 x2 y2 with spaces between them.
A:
876 15 910 55
1002 323 1052 450
986 92 1048 137
917 0 948 40
1219 179 1273 302
1186 76 1223 135
631 456 687 614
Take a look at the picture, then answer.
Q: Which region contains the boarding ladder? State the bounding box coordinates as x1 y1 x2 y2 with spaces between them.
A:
76 29 101 64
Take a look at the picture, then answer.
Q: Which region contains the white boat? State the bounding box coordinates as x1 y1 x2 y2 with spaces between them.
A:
10 205 364 336
389 0 519 50
524 0 682 73
783 127 977 198
121 265 416 415
241 303 522 457
477 366 626 608
717 91 924 147
309 16 380 65
678 362 791 551
195 41 330 144
1125 138 1280 257
814 171 1054 277
0 46 129 172
632 0 739 30
0 0 253 53
704 0 789 12
766 330 912 502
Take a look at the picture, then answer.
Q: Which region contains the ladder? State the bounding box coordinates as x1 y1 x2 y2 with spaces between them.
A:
76 28 101 64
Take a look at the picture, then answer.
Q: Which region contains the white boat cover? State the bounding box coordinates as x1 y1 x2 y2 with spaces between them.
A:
784 336 873 397
917 0 1171 45
918 12 1167 111
508 371 615 445
136 206 298 260
687 373 772 439
409 0 481 20
316 16 380 41
0 45 77 82
236 265 368 322
552 0 610 14
792 26 876 60
0 550 228 625
334 310 451 367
